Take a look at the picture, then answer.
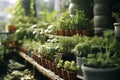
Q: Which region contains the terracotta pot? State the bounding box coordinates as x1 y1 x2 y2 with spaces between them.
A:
32 54 35 60
56 67 63 78
38 56 42 65
5 41 15 48
35 55 39 62
62 69 69 80
48 60 53 70
8 41 15 48
47 60 52 70
41 58 46 67
60 29 66 36
34 55 39 63
56 29 61 35
65 30 71 36
8 25 16 33
45 59 49 69
67 71 77 80
70 30 76 36
76 30 83 36
51 62 57 74
17 46 28 54
32 54 36 61
83 30 94 37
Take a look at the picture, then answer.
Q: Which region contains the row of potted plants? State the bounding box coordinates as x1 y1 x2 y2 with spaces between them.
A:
55 9 94 37
72 30 120 80
57 60 79 80
32 53 79 80
4 19 120 80
12 35 79 79
5 28 120 80
4 1 120 80
34 46 79 80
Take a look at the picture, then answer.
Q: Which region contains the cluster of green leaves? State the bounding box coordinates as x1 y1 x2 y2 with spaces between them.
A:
30 0 36 16
37 45 48 58
12 20 50 43
57 60 64 68
73 42 91 57
72 36 91 57
37 43 60 61
13 26 34 41
56 9 93 30
58 36 79 53
12 0 24 17
39 10 58 23
57 60 79 72
56 9 71 30
70 10 93 30
4 67 34 80
112 12 120 22
33 28 48 44
6 0 37 29
70 30 120 68
12 0 35 17
86 51 120 68
82 30 120 68
9 16 38 26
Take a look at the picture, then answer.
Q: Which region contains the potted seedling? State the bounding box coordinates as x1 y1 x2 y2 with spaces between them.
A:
56 9 71 36
62 60 71 80
37 45 48 67
81 30 120 80
58 37 76 61
33 28 48 45
67 61 79 80
60 60 79 80
70 10 85 35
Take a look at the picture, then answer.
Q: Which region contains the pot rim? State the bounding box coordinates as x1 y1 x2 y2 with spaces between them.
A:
81 63 120 72
114 23 120 26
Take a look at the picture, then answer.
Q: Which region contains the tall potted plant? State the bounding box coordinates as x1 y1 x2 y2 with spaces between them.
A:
70 10 85 35
81 30 120 80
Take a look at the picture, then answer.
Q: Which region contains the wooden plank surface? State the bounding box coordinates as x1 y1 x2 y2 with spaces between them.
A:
18 52 63 80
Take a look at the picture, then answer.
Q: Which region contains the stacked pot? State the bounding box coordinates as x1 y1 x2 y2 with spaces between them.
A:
69 0 93 18
94 0 113 35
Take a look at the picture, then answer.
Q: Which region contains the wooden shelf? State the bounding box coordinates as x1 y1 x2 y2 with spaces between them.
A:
18 52 63 80
18 52 84 80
